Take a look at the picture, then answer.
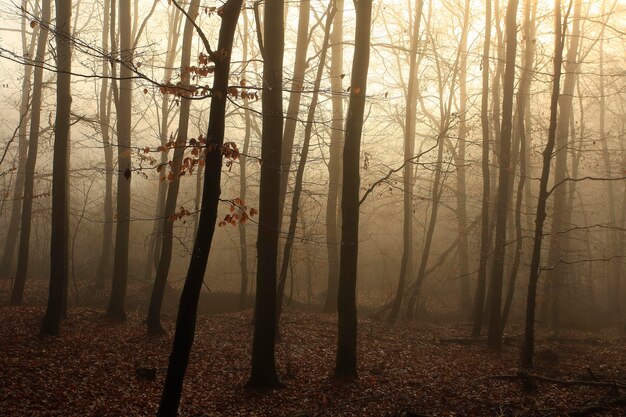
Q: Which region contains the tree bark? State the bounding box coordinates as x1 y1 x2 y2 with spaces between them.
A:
0 4 38 278
41 0 72 336
521 0 565 368
323 0 344 314
335 0 372 380
276 1 335 329
147 0 199 335
387 0 423 324
96 0 114 288
471 0 492 339
11 0 51 305
157 1 243 414
486 0 519 350
248 0 285 389
545 0 582 330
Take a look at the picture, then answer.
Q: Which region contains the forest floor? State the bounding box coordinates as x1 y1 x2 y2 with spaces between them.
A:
1 301 625 416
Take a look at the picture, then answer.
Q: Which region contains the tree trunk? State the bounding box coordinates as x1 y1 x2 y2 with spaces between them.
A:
157 1 243 414
238 7 252 311
107 0 133 321
147 0 199 336
248 0 284 389
40 0 72 336
0 5 38 278
323 0 344 314
96 0 114 288
545 0 581 330
521 0 565 368
143 7 182 283
486 0 519 350
335 0 372 380
455 0 471 316
387 0 423 324
500 0 537 331
11 0 52 305
471 0 492 339
278 0 311 228
276 1 335 329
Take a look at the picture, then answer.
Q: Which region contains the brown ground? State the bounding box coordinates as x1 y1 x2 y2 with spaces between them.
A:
1 303 625 416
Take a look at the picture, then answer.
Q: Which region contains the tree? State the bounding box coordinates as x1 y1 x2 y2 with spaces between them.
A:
11 0 51 305
521 0 566 368
0 2 38 278
486 0 519 350
95 0 114 288
387 0 423 323
107 0 133 321
276 1 335 330
146 0 199 336
545 0 582 330
248 0 285 389
40 0 72 337
323 0 344 314
471 0 492 339
157 0 243 413
335 0 373 380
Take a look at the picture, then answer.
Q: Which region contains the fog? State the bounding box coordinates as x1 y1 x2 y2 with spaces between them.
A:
0 0 624 415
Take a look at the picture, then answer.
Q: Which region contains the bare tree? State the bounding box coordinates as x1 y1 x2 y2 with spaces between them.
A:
157 0 243 413
40 0 72 336
335 0 373 380
521 0 566 368
248 0 285 389
11 0 51 305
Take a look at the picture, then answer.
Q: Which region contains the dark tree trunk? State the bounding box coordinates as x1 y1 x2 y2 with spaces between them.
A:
157 1 243 414
335 0 373 380
41 0 72 337
107 0 133 321
471 0 492 339
248 0 285 389
486 0 519 350
323 0 344 314
521 0 565 368
96 0 114 288
500 0 537 331
11 0 51 305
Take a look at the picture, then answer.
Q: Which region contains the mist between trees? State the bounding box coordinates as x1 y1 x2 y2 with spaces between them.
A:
0 0 624 415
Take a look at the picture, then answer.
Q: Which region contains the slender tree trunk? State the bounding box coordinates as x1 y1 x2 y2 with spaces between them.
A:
143 7 182 282
248 0 284 389
278 0 311 228
500 0 537 331
96 0 114 288
11 0 51 305
521 0 565 368
335 0 372 380
487 0 519 349
387 0 423 323
147 0 199 335
157 1 243 413
323 0 344 314
545 0 581 330
41 0 72 336
276 2 335 329
107 0 133 321
471 0 492 339
238 8 252 311
0 4 38 278
455 0 471 315
597 0 621 322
